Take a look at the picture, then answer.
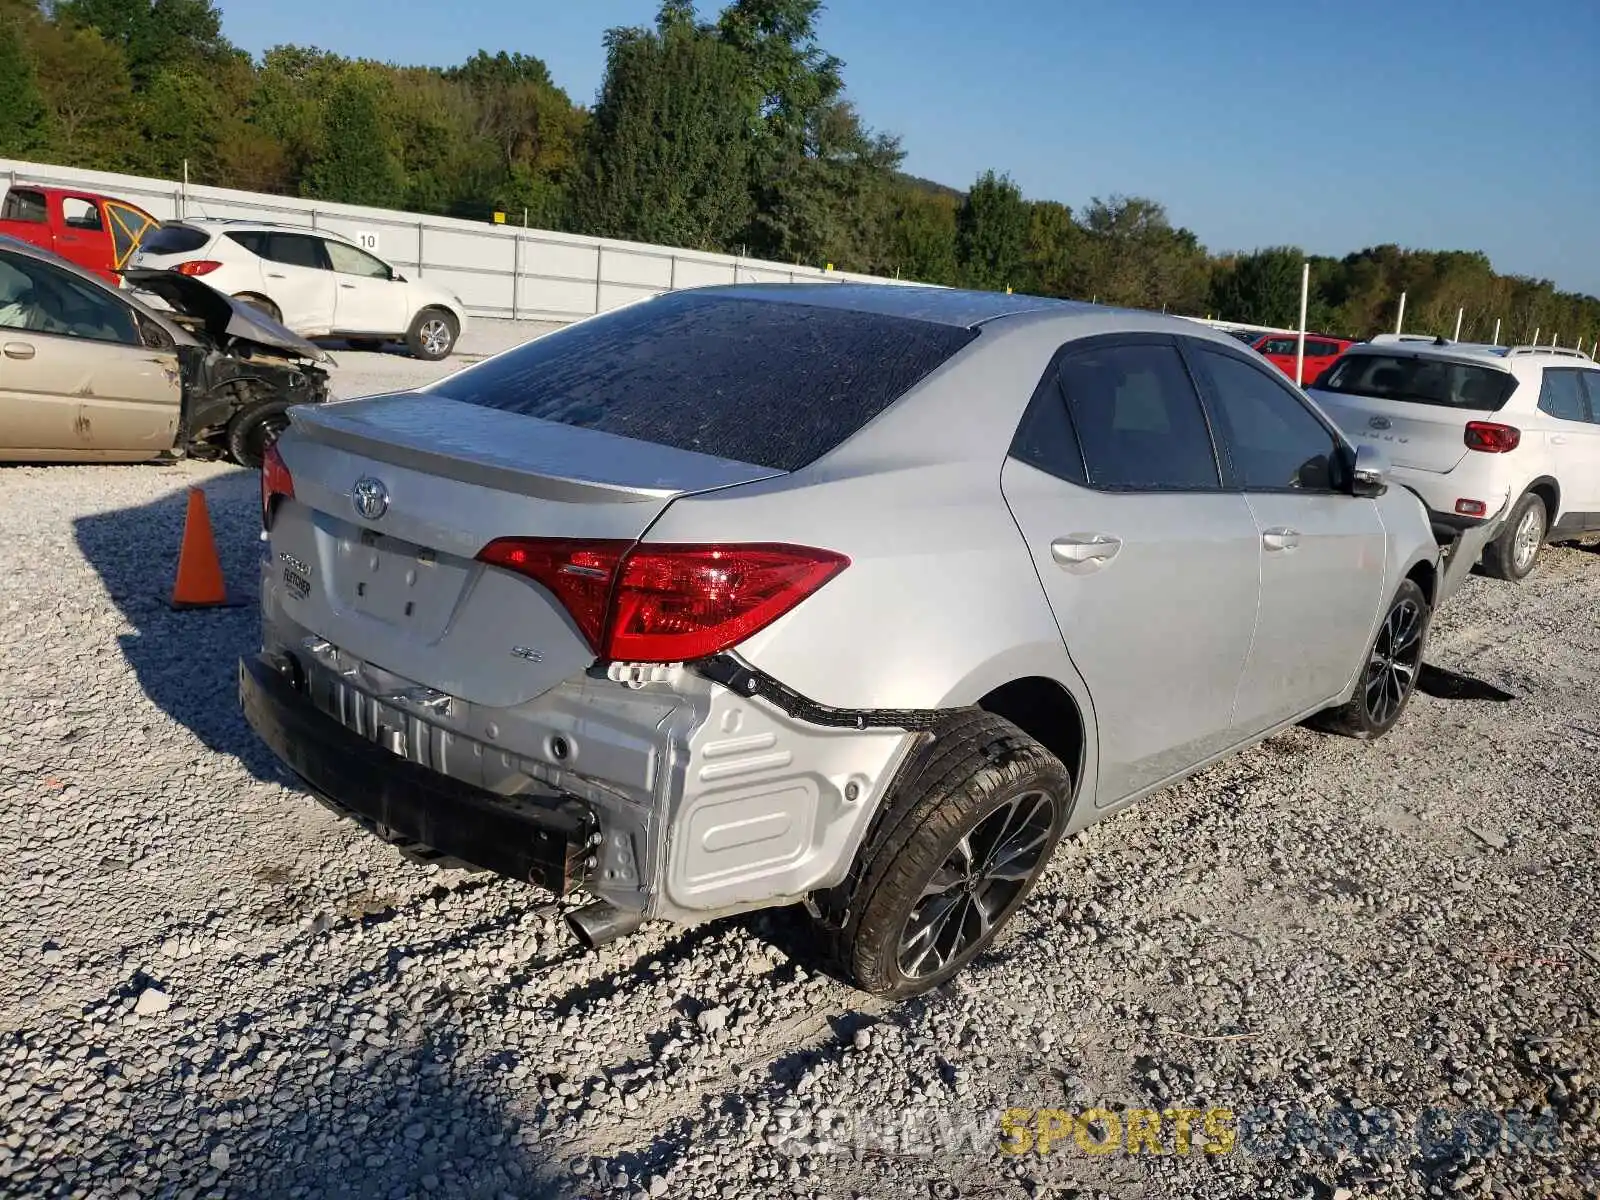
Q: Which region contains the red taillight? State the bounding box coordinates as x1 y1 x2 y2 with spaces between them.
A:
1455 498 1487 517
173 260 222 276
261 442 294 528
1464 421 1521 453
476 539 849 663
476 539 626 651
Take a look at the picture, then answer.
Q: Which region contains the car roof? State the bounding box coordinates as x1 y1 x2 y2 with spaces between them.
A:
169 217 353 242
1344 338 1595 370
688 282 1097 328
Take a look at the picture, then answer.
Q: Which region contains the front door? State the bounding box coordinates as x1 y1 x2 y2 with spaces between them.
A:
1185 339 1388 733
325 239 409 335
0 248 180 457
1001 335 1261 805
52 194 118 282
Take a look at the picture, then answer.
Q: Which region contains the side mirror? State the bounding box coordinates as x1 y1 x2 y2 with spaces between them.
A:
1350 443 1389 498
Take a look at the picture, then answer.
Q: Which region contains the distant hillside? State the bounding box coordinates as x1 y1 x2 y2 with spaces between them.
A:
895 172 964 202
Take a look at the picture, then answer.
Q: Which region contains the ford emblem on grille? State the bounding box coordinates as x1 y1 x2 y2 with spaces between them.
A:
1368 416 1392 431
352 477 389 520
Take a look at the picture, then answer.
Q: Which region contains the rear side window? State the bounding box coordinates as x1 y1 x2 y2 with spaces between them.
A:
427 291 978 472
226 230 268 256
1580 373 1600 426
1054 343 1220 490
1538 369 1590 422
1316 352 1517 411
262 233 329 270
2 189 47 223
141 224 212 255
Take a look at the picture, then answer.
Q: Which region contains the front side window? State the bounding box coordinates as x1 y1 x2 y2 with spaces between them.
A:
1054 342 1220 490
325 240 391 279
1578 373 1600 426
263 233 329 270
61 197 103 230
0 250 139 344
1 189 47 223
1261 337 1297 356
1316 352 1517 411
1537 369 1589 422
1194 347 1339 491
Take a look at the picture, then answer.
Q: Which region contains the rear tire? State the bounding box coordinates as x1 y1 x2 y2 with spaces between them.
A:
233 293 281 324
1310 578 1430 740
226 400 293 469
822 712 1072 1000
406 308 458 360
1481 491 1546 581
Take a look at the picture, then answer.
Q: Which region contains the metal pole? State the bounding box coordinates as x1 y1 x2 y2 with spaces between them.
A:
668 254 677 291
1395 291 1406 334
1295 261 1310 387
1492 317 1501 346
417 222 424 278
1453 307 1463 342
594 246 603 315
1552 332 1558 347
511 235 520 322
1532 326 1540 346
181 159 188 218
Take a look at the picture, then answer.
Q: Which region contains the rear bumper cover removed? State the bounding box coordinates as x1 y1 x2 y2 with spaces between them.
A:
239 655 592 894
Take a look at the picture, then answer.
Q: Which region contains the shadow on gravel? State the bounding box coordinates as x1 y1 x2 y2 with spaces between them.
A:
1417 663 1518 703
73 470 285 783
97 1023 572 1199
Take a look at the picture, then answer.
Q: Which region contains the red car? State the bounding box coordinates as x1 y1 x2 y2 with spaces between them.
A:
1235 331 1354 386
0 184 159 285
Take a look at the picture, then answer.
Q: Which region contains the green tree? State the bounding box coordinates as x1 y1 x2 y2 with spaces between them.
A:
30 18 135 169
0 13 49 157
957 170 1028 292
57 0 233 85
573 7 755 249
1209 246 1305 327
301 67 406 208
1021 199 1077 297
881 184 958 284
1071 195 1210 313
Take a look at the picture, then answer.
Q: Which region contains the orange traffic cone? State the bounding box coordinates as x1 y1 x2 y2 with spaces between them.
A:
169 487 231 609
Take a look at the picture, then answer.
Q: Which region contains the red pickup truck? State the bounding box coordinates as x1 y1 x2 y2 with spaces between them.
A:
0 184 159 284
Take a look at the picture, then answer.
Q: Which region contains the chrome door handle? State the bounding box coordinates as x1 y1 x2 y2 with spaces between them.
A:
340 283 356 289
2 342 35 360
1551 435 1568 444
266 272 286 279
1051 534 1123 566
1262 527 1300 552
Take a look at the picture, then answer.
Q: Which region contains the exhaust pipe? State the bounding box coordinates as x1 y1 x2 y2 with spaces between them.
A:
566 901 644 950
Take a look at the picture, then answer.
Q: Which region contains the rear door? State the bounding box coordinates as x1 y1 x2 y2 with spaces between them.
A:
1186 339 1387 730
1539 368 1600 524
1309 351 1519 474
257 232 337 334
1001 334 1261 804
325 240 409 335
0 248 179 457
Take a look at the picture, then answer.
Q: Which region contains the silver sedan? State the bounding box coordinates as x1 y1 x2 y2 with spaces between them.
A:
240 283 1495 999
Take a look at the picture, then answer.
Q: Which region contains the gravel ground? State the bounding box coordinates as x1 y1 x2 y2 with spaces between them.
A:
1 441 1597 1198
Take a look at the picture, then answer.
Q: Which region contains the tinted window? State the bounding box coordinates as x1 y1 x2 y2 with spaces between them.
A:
1316 352 1517 411
1010 376 1087 486
1195 348 1338 491
0 249 138 344
142 223 212 254
263 233 328 270
428 291 978 472
1261 337 1297 356
226 230 268 256
1054 342 1220 490
1579 373 1600 426
1538 369 1589 422
61 197 102 230
2 189 47 223
325 240 391 279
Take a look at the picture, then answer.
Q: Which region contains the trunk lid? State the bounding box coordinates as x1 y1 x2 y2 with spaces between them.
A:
269 392 780 708
1310 388 1475 474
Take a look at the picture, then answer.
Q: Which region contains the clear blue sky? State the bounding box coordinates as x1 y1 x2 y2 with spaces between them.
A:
218 0 1600 296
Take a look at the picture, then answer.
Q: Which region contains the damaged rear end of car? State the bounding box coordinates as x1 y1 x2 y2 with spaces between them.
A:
240 289 977 946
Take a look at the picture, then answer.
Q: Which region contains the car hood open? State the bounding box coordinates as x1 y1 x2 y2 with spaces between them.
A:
122 268 332 363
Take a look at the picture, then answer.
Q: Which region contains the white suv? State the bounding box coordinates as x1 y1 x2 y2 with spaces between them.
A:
130 219 469 360
1311 337 1600 580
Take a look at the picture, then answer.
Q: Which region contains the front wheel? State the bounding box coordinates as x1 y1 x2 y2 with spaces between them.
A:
406 308 458 361
1310 578 1430 740
226 400 293 469
1481 491 1546 582
824 712 1072 1000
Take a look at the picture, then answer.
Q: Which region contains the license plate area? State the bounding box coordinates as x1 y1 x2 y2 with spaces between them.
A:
336 527 463 631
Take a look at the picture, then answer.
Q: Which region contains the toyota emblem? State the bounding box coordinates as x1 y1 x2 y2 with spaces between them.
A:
1368 416 1392 431
352 477 389 520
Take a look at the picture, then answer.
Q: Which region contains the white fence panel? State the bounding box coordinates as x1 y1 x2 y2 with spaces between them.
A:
0 158 929 325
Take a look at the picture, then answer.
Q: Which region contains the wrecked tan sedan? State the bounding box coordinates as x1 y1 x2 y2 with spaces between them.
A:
0 234 329 467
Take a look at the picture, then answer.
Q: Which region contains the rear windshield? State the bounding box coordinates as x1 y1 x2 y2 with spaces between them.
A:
1315 352 1517 411
426 291 979 471
141 224 212 255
